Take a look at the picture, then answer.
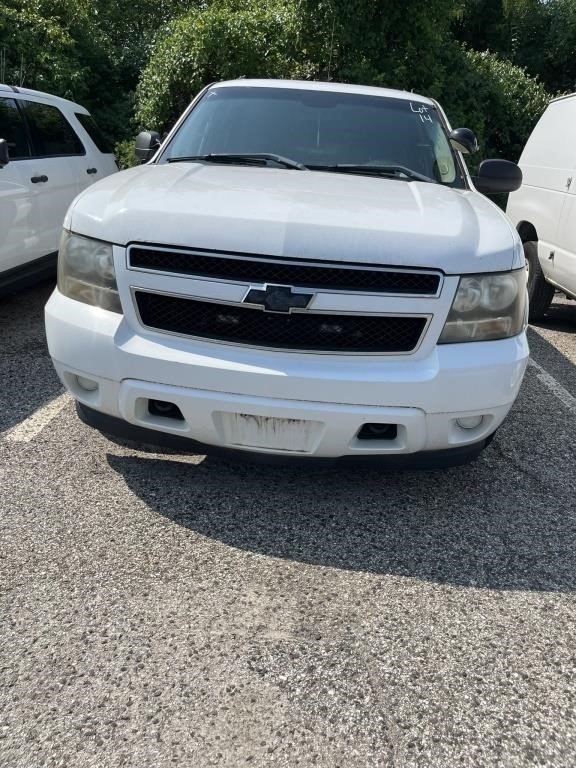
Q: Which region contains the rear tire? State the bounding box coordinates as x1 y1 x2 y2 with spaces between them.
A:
524 240 554 321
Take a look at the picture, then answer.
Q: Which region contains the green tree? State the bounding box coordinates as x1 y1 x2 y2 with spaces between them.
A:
538 0 576 92
136 0 461 130
0 0 199 143
0 0 88 96
437 47 549 164
1 0 556 165
136 0 549 170
136 0 315 130
300 0 459 88
454 0 576 93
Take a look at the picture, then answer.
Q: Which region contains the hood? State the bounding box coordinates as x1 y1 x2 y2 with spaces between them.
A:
67 163 520 274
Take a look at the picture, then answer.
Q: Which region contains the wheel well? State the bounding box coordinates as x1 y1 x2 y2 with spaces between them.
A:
517 221 538 244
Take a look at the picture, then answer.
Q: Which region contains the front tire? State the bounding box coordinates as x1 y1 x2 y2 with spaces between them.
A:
524 240 554 321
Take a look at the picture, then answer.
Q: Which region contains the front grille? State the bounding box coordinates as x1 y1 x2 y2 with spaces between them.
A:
129 246 441 295
135 291 428 353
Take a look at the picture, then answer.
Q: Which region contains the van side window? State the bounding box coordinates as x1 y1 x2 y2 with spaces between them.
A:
0 97 31 159
21 101 85 158
74 112 114 154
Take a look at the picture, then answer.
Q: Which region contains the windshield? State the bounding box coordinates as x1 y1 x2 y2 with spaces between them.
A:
162 86 463 186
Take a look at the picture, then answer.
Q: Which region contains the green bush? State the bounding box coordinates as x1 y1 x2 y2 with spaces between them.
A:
136 0 459 132
114 138 138 170
136 0 315 130
436 47 550 166
135 1 550 172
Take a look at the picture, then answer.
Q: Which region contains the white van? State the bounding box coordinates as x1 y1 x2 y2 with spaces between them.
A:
0 85 118 293
507 93 576 319
45 79 528 467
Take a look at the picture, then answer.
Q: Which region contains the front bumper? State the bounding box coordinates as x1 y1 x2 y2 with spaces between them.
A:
76 402 496 468
45 290 529 460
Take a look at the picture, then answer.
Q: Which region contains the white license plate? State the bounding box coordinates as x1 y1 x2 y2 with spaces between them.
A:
217 412 323 453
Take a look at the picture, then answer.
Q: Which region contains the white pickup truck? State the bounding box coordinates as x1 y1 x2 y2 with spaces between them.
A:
45 79 528 467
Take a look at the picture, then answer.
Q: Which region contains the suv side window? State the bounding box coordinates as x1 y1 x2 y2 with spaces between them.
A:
21 100 85 157
0 97 31 159
74 112 114 154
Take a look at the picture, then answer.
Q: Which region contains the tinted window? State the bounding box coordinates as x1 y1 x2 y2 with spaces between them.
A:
0 97 31 159
22 101 84 157
164 87 461 186
75 112 113 154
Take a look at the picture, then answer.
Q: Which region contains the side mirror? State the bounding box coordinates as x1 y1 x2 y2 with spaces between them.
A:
135 131 161 164
473 159 523 195
449 128 478 155
0 139 9 168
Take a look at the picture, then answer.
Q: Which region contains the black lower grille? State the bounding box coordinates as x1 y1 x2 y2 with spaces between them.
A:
128 246 441 295
135 291 428 353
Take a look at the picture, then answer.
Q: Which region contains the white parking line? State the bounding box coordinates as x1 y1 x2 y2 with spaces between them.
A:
529 359 576 415
4 392 71 443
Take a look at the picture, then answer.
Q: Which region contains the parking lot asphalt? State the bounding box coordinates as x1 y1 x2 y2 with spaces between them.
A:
1 281 575 768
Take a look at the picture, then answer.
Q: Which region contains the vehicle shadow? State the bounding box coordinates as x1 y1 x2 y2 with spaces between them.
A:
106 376 576 592
532 296 576 335
528 296 576 395
0 279 63 433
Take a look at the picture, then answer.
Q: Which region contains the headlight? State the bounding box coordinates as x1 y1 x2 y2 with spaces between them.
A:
439 269 527 343
57 230 122 313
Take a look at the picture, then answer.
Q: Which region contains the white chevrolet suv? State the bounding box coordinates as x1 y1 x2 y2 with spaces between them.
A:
45 80 529 467
0 84 117 293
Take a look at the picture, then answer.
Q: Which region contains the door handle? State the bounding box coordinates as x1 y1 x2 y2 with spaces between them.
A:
87 168 98 174
31 175 48 183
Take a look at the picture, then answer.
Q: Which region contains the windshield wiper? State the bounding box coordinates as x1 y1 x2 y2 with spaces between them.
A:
308 164 436 183
166 153 307 170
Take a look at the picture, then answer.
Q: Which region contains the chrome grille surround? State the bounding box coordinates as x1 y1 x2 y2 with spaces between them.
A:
126 244 443 355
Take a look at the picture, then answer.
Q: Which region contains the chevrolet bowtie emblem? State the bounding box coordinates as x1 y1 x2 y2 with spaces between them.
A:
243 284 314 313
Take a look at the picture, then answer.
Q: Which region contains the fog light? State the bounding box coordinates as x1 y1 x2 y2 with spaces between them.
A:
357 423 398 441
148 399 185 421
76 375 98 392
456 415 483 430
